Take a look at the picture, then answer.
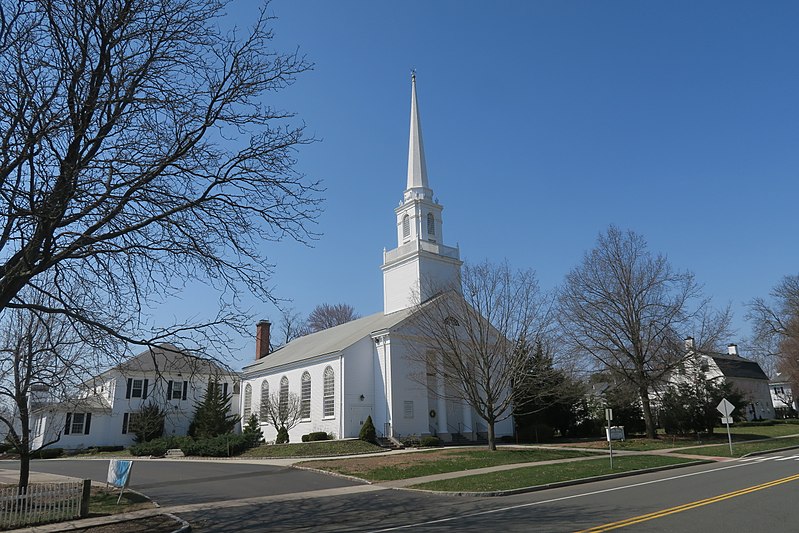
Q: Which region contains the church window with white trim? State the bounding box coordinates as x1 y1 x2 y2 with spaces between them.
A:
300 372 311 420
323 366 335 418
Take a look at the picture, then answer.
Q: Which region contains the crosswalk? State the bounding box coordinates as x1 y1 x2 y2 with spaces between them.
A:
738 454 799 462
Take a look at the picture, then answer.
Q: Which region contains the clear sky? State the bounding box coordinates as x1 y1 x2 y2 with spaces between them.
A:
168 1 799 368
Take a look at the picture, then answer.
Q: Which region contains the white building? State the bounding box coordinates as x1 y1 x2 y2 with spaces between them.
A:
770 374 798 418
240 75 514 444
30 345 240 450
666 339 775 421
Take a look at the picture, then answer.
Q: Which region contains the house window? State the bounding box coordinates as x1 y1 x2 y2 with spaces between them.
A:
64 412 91 435
404 401 414 419
402 214 410 239
279 376 289 419
300 372 311 420
243 384 253 420
323 366 335 418
427 213 435 236
171 381 183 400
126 378 149 399
260 381 270 418
122 412 140 434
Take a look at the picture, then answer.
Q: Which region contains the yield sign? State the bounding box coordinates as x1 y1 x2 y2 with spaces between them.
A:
717 398 735 417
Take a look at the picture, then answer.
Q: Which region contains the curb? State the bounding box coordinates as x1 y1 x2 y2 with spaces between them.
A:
396 459 712 497
166 512 192 533
292 465 373 485
741 443 799 458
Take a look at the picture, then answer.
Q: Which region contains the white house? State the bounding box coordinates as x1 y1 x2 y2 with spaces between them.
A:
666 338 775 421
30 345 240 450
770 374 798 418
240 75 514 444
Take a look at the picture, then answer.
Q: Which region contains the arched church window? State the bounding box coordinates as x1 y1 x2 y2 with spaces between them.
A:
279 376 289 419
427 213 435 236
323 366 335 418
243 384 252 421
260 381 269 419
402 214 410 239
300 372 311 420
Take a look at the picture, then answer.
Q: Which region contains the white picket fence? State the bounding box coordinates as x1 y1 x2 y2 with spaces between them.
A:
0 480 86 529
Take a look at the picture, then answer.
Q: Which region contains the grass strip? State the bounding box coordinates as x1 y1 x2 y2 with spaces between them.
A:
88 487 156 515
410 455 696 492
679 435 799 457
300 448 600 481
242 439 384 458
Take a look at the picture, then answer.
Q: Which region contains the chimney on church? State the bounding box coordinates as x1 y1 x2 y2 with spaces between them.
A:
727 343 739 356
256 320 271 360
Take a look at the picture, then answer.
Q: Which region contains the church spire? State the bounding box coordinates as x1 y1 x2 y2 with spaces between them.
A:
406 72 430 192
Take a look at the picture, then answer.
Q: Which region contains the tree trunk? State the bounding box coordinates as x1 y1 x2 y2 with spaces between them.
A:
639 387 657 439
487 421 496 451
18 450 30 491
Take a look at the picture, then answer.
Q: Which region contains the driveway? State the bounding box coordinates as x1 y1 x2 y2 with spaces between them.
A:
0 458 362 506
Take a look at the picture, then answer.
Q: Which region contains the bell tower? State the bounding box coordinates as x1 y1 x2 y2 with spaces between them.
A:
382 74 462 314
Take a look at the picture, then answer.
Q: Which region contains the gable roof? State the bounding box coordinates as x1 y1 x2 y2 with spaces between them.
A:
242 307 415 374
94 344 236 382
708 354 769 381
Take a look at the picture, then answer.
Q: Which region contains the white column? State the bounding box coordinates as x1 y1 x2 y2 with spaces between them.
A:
435 355 448 436
462 402 473 438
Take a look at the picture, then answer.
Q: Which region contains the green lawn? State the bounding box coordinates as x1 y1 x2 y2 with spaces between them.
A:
300 447 600 482
241 439 385 458
570 424 799 452
677 435 799 458
411 455 700 492
88 487 156 515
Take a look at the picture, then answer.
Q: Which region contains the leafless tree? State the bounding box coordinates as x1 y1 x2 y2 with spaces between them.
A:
276 306 310 347
558 226 730 439
408 260 553 450
749 274 799 384
0 0 320 357
0 303 90 489
261 391 303 443
306 303 359 333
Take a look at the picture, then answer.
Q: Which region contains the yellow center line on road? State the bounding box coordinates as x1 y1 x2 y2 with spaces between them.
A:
575 472 799 533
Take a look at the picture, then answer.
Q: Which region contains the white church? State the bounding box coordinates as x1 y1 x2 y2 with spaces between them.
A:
240 75 514 444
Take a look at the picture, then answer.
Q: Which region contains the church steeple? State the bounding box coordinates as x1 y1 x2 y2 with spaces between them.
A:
382 74 462 315
406 72 430 194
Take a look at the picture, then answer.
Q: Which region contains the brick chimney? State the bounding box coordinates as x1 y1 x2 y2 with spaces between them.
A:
256 320 271 360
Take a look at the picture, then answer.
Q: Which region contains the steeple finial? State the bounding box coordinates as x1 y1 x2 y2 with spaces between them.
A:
407 72 429 191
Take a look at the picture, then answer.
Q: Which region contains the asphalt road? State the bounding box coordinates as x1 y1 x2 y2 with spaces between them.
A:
0 458 360 505
185 453 799 532
8 452 799 531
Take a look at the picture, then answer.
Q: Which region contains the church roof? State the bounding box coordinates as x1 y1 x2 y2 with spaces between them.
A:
242 307 415 374
92 344 236 382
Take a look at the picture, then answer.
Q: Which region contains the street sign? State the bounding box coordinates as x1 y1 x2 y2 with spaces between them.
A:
717 398 735 417
716 397 735 455
605 408 613 421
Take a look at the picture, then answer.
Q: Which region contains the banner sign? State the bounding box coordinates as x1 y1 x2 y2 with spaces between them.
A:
107 459 133 489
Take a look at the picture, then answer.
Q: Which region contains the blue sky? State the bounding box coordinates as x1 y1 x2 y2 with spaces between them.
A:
173 1 799 367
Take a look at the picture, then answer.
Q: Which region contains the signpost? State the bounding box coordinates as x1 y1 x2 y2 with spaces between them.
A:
717 398 736 455
605 408 614 469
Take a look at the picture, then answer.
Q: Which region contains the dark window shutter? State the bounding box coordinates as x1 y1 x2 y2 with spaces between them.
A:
84 413 92 435
125 379 132 399
142 379 149 399
122 413 129 434
167 381 173 400
223 382 228 397
182 381 188 401
64 413 72 435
